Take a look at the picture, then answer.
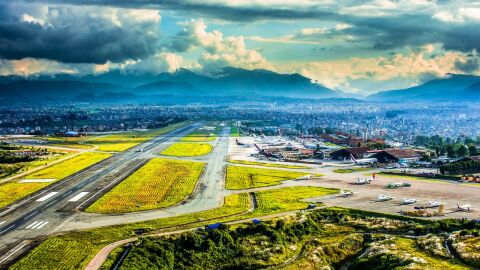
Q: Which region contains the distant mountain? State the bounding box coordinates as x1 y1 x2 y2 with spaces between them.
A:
0 80 121 101
0 67 339 102
368 74 480 102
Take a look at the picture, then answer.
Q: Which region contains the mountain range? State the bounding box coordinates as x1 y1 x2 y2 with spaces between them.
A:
368 74 480 102
0 68 479 103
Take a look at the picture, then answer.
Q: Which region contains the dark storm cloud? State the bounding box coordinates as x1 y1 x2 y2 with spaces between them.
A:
0 4 160 64
455 56 479 73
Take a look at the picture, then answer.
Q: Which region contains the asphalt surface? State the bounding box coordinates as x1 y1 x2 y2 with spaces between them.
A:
0 122 203 267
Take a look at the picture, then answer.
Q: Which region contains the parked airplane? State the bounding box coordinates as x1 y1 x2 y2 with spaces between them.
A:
403 198 417 205
340 190 354 197
350 154 377 165
457 203 473 212
386 181 411 189
376 195 393 201
356 177 372 184
428 201 443 207
297 173 314 180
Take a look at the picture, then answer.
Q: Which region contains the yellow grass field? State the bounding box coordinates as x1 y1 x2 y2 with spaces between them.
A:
161 143 212 157
225 166 307 190
86 158 205 213
0 152 111 208
90 122 188 152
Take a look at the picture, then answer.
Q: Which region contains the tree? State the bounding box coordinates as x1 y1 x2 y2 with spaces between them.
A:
446 145 455 158
468 145 478 156
457 145 469 157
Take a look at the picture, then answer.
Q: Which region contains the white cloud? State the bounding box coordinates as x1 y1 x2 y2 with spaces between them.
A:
284 45 477 93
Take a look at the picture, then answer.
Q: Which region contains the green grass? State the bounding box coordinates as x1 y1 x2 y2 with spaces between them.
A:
86 159 205 213
225 166 307 190
230 124 240 137
90 122 189 152
0 151 72 179
228 159 310 169
333 167 373 173
253 186 338 215
377 172 449 183
0 152 111 208
180 128 217 142
161 143 213 157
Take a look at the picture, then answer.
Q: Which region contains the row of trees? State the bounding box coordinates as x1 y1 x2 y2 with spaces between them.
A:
414 135 479 158
440 160 480 175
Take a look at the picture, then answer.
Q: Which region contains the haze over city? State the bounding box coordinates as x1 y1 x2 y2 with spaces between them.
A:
0 1 480 270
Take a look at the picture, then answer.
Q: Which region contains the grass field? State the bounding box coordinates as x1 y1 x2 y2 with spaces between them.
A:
228 159 310 169
11 185 339 270
161 143 212 157
0 152 111 208
180 128 217 142
252 186 338 215
0 151 72 180
11 193 251 270
86 159 205 213
230 124 240 137
225 166 307 190
333 167 373 173
90 122 188 152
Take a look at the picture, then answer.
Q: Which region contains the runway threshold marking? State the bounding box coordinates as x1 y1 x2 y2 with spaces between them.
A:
36 192 59 202
26 221 49 230
68 192 89 202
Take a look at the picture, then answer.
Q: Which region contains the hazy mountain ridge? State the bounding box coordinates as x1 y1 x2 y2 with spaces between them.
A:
0 67 339 102
368 74 480 102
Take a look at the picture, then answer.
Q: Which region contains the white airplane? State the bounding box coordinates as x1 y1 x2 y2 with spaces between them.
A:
457 203 473 212
428 201 443 207
350 154 377 165
377 195 393 201
403 198 417 205
356 177 372 185
297 173 314 180
340 189 354 197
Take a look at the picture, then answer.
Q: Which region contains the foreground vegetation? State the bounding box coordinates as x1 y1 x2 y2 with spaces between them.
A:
228 159 310 169
11 186 336 270
161 143 213 157
0 152 110 208
89 122 188 152
104 208 480 270
225 166 307 190
86 159 205 213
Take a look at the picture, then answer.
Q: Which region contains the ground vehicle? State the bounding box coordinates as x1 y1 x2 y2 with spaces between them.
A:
307 203 317 209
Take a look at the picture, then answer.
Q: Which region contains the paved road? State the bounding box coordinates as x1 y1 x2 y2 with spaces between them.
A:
0 122 202 266
60 127 231 231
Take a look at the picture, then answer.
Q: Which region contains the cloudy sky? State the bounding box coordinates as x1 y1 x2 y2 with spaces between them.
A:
1 0 480 94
